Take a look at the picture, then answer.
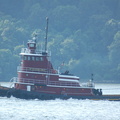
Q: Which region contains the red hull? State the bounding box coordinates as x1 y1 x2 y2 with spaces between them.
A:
15 82 93 96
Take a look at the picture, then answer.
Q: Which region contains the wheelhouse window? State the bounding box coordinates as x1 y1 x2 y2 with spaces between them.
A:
22 56 44 61
29 43 34 47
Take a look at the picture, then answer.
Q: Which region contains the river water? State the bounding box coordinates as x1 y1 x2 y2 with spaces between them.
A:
0 83 120 120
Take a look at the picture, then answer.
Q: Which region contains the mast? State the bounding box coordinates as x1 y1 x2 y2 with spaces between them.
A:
45 17 49 52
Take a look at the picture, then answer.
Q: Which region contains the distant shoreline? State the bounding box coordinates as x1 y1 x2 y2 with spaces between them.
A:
81 81 120 84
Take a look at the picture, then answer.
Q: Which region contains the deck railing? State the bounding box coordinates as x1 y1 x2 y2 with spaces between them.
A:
10 77 94 88
18 78 46 85
14 78 80 87
17 66 58 74
81 82 95 88
48 81 79 87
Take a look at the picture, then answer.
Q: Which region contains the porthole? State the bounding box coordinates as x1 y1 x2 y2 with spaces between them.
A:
28 56 31 60
32 56 35 61
24 56 27 60
36 57 39 61
40 57 44 61
26 74 28 77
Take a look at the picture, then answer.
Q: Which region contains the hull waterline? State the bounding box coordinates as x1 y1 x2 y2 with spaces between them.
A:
1 87 120 101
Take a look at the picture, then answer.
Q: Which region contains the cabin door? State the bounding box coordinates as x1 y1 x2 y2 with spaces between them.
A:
27 85 31 91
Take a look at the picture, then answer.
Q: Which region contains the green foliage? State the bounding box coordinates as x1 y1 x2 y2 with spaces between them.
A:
0 0 120 82
51 5 80 31
0 49 18 80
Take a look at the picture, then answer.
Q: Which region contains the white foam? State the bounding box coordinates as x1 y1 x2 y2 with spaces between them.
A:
0 97 120 120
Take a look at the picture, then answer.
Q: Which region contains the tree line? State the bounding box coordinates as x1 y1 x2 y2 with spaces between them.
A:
0 0 120 82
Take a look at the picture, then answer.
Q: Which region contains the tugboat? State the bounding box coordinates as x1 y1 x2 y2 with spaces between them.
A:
6 18 99 100
1 18 120 101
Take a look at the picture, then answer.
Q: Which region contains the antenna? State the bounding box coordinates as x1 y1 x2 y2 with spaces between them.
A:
45 17 49 52
91 73 94 81
33 33 37 43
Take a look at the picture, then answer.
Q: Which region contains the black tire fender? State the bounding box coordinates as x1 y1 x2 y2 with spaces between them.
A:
7 91 11 98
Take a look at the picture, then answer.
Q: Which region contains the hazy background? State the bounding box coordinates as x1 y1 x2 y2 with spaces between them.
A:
0 0 120 82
